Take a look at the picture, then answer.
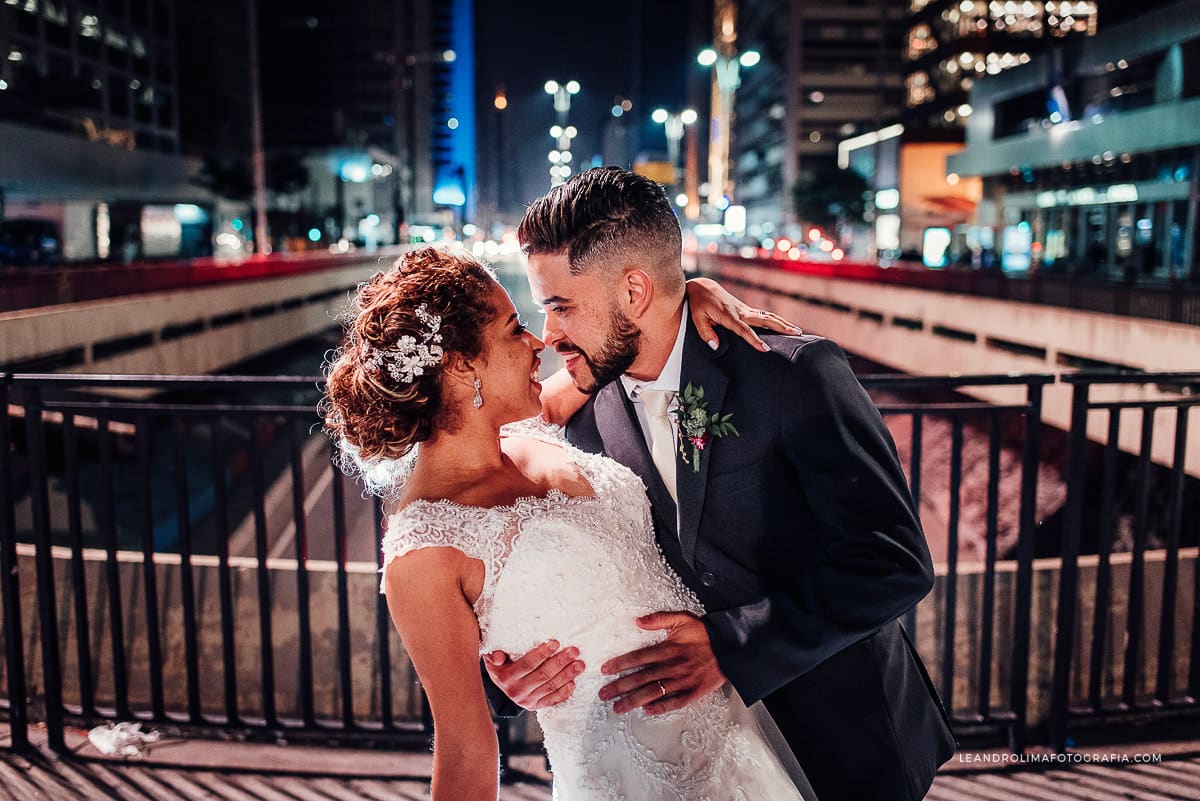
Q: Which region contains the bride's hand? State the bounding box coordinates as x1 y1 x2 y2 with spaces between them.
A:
685 276 803 352
485 640 585 710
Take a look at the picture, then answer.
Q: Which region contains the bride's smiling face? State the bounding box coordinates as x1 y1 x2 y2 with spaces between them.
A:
468 280 545 426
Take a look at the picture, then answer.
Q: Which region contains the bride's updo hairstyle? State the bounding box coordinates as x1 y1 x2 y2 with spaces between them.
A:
321 246 497 490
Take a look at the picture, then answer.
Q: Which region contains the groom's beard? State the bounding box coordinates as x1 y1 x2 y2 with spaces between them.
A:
560 309 641 395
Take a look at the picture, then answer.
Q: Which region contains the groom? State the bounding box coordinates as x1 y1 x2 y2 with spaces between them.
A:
489 167 956 800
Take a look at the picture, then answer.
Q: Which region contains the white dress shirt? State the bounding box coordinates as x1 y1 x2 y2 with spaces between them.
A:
619 303 688 514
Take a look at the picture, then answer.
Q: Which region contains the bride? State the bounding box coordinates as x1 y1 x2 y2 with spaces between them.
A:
321 246 815 800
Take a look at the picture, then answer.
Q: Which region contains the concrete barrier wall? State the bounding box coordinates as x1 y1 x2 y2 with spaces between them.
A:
2 544 1194 746
0 259 391 376
709 261 1200 477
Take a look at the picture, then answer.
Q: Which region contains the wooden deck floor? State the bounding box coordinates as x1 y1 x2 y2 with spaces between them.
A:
2 726 1199 800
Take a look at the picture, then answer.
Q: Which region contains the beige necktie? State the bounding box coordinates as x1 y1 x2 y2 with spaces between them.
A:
639 388 679 504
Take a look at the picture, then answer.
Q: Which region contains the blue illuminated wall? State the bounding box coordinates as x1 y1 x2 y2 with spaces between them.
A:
431 0 476 220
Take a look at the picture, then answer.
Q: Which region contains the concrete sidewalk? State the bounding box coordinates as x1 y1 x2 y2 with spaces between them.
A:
2 724 1198 800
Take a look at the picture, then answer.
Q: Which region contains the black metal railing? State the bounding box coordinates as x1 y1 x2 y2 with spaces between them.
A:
1 371 1197 760
864 372 1052 752
0 374 431 756
1049 372 1200 751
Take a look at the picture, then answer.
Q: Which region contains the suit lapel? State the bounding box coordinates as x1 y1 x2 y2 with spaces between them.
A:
593 381 679 541
676 320 730 563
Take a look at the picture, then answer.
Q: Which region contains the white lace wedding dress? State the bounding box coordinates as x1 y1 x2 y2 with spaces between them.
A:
380 420 814 801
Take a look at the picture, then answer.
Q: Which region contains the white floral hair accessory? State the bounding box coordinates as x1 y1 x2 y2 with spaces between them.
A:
362 304 445 384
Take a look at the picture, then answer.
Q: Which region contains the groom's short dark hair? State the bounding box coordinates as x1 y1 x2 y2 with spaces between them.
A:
518 167 685 298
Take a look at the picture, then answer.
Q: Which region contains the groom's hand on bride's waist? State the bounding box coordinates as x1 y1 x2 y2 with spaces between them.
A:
598 611 726 716
484 640 585 711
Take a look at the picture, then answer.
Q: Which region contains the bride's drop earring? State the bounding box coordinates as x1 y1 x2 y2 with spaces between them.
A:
473 377 483 409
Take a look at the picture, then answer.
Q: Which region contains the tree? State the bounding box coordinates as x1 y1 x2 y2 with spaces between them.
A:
192 157 253 201
791 162 870 233
192 152 312 203
266 152 310 196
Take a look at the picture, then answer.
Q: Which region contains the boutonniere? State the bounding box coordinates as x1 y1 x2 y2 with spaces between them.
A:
671 382 738 473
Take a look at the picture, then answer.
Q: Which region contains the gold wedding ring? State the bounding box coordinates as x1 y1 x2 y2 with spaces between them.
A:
656 680 667 698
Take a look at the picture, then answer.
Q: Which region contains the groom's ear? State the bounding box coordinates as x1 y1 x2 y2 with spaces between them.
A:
621 268 655 319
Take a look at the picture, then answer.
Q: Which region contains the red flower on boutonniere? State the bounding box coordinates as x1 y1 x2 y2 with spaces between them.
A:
671 383 738 473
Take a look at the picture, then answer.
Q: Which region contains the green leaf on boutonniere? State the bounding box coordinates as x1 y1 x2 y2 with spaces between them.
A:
671 382 739 473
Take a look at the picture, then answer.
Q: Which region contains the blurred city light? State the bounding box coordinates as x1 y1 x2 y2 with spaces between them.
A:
173 204 206 224
338 159 371 183
874 189 900 210
697 48 718 66
544 80 558 94
739 50 761 68
724 204 746 236
652 108 669 124
922 228 952 268
432 183 466 207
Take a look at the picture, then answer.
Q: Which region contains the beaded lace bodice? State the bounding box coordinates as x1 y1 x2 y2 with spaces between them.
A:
380 418 809 801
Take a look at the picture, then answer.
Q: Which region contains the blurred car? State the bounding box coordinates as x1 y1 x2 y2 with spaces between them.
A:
0 219 62 267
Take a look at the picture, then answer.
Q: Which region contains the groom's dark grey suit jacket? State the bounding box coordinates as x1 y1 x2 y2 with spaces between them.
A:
565 320 957 801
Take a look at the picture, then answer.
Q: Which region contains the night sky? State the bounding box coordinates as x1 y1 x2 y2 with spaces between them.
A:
475 0 709 212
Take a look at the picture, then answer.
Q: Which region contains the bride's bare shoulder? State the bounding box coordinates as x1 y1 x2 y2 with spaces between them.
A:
500 430 566 468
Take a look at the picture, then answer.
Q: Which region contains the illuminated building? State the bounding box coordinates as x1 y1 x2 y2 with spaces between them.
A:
0 0 211 261
947 0 1199 279
731 0 905 233
904 0 1101 134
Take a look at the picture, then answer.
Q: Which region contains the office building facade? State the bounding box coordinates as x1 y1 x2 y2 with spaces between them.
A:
947 0 1199 279
733 0 905 233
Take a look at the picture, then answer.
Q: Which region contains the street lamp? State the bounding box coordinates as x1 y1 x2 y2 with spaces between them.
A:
651 108 697 187
545 79 581 186
697 45 759 209
544 78 581 124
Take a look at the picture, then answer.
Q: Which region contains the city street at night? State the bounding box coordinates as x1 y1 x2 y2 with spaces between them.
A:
2 1 1199 799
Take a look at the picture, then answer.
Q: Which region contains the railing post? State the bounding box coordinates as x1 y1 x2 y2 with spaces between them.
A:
1009 379 1043 753
24 384 66 752
0 375 29 752
374 498 394 731
1049 379 1091 752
